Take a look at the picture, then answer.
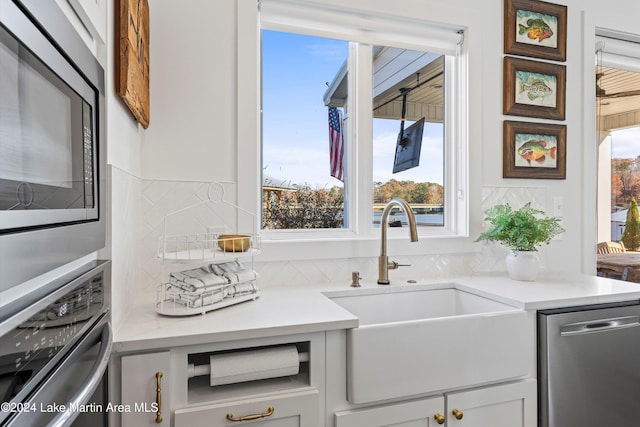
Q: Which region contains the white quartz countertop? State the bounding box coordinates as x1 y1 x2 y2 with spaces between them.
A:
456 271 640 310
112 285 358 353
113 271 640 353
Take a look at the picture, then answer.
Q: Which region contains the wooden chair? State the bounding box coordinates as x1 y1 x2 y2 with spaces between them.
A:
597 241 626 254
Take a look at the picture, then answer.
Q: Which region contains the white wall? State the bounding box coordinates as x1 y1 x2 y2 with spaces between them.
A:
110 0 640 289
105 2 145 329
142 1 236 182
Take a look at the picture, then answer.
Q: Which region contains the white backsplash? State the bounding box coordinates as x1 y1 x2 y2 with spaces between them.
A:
481 186 546 212
110 166 143 330
123 181 547 294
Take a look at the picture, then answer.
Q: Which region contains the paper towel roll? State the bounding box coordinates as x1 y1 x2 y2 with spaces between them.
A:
209 345 300 386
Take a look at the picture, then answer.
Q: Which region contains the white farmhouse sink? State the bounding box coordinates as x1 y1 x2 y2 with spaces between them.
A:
325 284 530 404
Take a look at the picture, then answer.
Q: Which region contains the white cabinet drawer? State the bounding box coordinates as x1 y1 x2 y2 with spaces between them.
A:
174 389 319 427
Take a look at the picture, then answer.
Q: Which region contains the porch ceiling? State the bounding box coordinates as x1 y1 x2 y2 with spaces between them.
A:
597 66 640 131
323 48 444 123
373 56 444 123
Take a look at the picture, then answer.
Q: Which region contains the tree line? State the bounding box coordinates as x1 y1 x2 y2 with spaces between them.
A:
612 157 640 209
373 179 443 205
262 179 443 229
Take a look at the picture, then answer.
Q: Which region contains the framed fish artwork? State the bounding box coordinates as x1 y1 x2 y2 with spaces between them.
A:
503 121 566 179
503 57 566 120
504 0 567 62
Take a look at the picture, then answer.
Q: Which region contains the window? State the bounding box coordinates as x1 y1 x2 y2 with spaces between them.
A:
245 1 468 244
261 31 348 230
595 33 640 243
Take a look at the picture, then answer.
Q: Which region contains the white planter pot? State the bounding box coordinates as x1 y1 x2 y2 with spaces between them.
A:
506 251 539 281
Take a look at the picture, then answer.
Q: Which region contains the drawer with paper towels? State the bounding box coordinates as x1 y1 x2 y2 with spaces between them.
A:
186 342 312 405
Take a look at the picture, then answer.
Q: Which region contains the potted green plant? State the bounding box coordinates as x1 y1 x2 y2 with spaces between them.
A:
475 202 564 281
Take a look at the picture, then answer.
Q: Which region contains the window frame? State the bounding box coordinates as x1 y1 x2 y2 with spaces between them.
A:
237 1 469 260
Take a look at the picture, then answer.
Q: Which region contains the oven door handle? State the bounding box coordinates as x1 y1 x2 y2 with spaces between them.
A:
49 317 113 427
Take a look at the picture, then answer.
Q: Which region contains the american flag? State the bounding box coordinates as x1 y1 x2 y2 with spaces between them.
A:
328 106 344 181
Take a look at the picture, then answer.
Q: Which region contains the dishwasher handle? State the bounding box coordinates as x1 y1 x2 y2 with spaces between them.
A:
560 316 640 336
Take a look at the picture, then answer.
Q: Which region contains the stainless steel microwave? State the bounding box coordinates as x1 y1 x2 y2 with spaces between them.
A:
0 0 106 291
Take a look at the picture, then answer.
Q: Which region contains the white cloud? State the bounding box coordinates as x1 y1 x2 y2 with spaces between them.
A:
263 144 340 188
611 127 640 159
264 126 444 188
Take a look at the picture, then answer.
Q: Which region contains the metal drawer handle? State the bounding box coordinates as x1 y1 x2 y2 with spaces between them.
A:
560 316 640 336
434 412 445 424
155 372 163 423
452 408 464 420
226 406 275 422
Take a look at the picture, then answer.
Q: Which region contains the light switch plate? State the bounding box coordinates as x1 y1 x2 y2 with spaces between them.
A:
553 196 563 218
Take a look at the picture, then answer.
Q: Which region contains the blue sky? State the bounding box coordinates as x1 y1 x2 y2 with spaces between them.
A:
261 30 444 188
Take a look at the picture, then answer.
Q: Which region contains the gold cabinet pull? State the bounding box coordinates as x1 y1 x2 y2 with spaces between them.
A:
434 412 445 424
452 408 464 420
155 372 163 423
226 406 275 422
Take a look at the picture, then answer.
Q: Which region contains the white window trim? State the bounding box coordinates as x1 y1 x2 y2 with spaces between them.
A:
237 1 469 261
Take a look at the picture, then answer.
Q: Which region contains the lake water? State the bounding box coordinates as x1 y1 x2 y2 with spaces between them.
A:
373 212 443 227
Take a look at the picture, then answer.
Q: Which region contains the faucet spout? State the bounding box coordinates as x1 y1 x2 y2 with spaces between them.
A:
378 198 418 285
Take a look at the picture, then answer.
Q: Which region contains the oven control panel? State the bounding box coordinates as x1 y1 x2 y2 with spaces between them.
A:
0 271 105 404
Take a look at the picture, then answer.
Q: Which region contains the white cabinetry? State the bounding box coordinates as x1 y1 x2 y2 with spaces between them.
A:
445 380 536 427
332 380 535 427
120 351 171 426
116 333 324 427
335 397 445 427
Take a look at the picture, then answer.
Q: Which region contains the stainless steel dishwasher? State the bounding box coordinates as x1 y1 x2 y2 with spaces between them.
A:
538 300 640 427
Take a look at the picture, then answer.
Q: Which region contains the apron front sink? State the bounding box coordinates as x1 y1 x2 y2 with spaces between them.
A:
326 284 530 404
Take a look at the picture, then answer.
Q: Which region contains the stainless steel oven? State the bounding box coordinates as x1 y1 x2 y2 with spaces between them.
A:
0 261 111 427
0 0 106 291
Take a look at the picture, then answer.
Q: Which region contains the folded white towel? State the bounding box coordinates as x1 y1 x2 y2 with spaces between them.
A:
224 269 259 284
170 266 228 291
167 286 225 308
167 261 259 309
208 260 244 276
168 278 228 294
226 282 258 297
200 291 225 307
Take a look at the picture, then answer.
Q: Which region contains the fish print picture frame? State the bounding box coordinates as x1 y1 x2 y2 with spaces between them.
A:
504 0 567 62
503 57 566 120
503 121 566 179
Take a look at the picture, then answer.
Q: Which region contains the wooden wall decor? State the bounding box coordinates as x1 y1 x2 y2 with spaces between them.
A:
503 56 566 121
504 0 567 62
115 0 150 129
503 120 566 179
